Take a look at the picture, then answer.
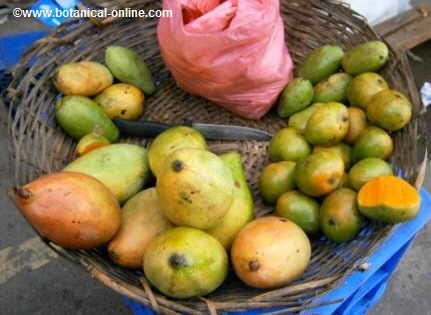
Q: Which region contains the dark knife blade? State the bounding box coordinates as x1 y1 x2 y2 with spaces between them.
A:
113 118 272 141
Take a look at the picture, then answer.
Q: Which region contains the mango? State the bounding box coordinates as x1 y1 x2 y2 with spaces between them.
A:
367 89 412 131
207 152 254 249
277 78 314 118
358 176 420 223
269 128 311 162
95 83 145 120
12 172 120 249
313 143 352 170
56 96 119 141
342 41 389 75
65 144 149 203
157 148 234 229
305 102 349 146
288 102 325 134
296 151 344 197
105 46 155 95
231 216 311 289
76 132 110 156
344 107 367 144
297 45 344 84
148 126 207 178
347 73 388 109
349 158 393 191
53 61 113 96
338 173 351 189
314 73 353 103
320 188 364 243
353 126 393 161
143 227 228 299
259 161 296 204
108 188 173 269
276 191 320 234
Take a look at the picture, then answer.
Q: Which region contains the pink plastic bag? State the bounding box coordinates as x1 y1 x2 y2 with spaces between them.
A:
157 0 294 120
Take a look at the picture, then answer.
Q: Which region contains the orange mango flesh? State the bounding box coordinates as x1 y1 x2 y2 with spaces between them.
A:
358 175 419 209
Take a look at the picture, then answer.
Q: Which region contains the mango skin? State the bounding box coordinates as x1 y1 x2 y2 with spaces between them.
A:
105 46 155 95
231 216 311 289
76 133 110 156
12 172 120 249
143 227 228 299
347 73 389 109
95 83 145 120
259 161 296 204
157 148 234 229
314 73 353 103
55 96 119 142
320 188 363 243
342 41 389 75
313 143 352 170
276 190 320 234
148 126 207 178
367 89 412 131
53 61 113 96
207 152 254 249
269 128 311 162
295 151 345 197
65 144 149 203
305 102 349 146
349 158 393 191
288 103 325 134
344 107 367 144
277 78 314 118
108 188 173 269
297 45 344 84
353 126 393 161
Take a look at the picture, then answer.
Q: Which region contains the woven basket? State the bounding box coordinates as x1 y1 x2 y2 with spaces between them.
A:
6 0 428 313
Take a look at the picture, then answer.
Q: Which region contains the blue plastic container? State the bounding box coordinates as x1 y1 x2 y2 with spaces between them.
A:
1 24 430 315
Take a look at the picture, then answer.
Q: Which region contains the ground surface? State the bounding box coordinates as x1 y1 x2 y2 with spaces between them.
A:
0 15 430 315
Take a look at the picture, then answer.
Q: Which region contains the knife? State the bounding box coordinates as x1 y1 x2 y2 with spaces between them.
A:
113 118 273 141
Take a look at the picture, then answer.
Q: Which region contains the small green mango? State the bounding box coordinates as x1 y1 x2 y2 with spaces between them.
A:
259 161 296 204
55 96 119 142
269 128 311 162
342 41 389 75
298 45 344 84
105 46 155 95
277 78 314 118
314 73 353 103
288 103 326 134
305 102 349 146
353 126 393 161
347 72 389 109
349 158 393 191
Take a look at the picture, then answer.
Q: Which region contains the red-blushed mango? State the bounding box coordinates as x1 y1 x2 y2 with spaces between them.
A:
11 172 120 249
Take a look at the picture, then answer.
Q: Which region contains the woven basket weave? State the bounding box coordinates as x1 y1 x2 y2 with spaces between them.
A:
6 0 427 313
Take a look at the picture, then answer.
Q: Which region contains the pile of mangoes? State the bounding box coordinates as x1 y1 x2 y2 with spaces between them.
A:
10 40 422 301
260 40 420 243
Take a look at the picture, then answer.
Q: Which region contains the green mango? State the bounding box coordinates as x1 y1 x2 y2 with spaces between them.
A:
105 46 155 95
349 158 393 191
347 72 388 109
207 152 254 249
320 188 364 243
313 143 352 170
305 102 349 146
65 144 150 203
342 41 389 75
297 45 344 84
278 78 314 118
55 96 119 142
314 73 353 103
259 161 296 204
288 102 325 134
276 190 320 234
269 128 311 162
367 89 412 131
353 126 393 161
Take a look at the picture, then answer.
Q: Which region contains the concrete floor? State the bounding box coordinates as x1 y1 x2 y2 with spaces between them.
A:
0 16 430 315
